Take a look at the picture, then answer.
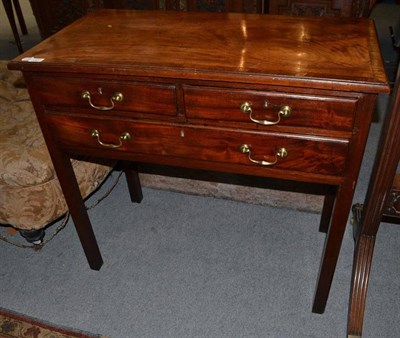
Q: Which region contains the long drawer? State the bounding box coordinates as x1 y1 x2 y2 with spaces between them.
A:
45 113 349 176
30 76 178 117
184 85 357 131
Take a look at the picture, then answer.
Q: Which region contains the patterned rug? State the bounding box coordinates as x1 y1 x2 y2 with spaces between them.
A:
0 308 107 338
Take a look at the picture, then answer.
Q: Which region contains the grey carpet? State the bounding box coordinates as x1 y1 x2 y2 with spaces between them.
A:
1 143 400 338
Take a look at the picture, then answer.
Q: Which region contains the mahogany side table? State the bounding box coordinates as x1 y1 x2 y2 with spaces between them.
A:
8 10 389 316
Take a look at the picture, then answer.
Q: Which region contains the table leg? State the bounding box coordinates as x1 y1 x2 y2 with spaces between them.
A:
312 183 354 313
123 161 143 203
51 151 103 270
319 192 336 233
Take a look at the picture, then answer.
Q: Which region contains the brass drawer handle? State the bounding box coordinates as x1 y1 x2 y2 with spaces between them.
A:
239 144 287 166
81 91 124 111
240 102 292 126
90 129 131 148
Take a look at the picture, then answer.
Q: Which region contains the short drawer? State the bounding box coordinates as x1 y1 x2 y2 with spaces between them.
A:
45 114 349 176
31 76 178 117
184 86 357 131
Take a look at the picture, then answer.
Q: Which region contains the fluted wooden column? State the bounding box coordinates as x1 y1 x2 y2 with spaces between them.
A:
348 66 400 336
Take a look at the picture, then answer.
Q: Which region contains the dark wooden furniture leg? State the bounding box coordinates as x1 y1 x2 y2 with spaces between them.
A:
47 149 103 270
313 182 355 313
2 0 24 53
348 231 377 337
12 0 28 34
319 191 336 233
123 162 143 203
348 69 400 336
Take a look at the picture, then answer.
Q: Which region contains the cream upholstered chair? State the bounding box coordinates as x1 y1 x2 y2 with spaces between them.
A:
0 61 113 244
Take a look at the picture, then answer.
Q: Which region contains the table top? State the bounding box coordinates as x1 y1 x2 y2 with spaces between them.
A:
9 9 389 93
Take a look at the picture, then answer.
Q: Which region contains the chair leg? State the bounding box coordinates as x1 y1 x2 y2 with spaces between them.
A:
12 0 28 35
2 0 23 53
347 234 376 337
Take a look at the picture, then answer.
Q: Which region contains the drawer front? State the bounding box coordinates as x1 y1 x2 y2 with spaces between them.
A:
46 114 348 176
32 76 178 117
184 86 357 131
